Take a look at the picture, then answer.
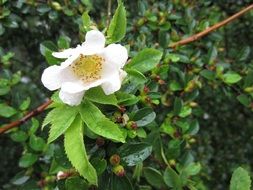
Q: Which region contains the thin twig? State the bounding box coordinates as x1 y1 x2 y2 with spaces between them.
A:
0 99 52 134
169 4 253 48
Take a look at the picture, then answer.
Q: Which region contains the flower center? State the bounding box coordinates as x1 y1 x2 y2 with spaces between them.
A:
70 54 104 82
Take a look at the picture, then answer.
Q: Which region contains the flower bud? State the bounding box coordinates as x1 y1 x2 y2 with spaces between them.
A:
126 121 138 130
57 171 67 180
119 106 126 113
110 154 121 166
96 137 105 147
51 1 62 11
169 159 176 167
143 86 150 93
112 165 125 177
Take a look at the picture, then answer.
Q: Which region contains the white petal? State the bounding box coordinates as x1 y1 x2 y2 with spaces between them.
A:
61 79 106 94
101 72 123 95
61 81 87 93
59 89 85 106
41 65 65 91
81 30 106 55
41 57 79 91
103 44 128 68
52 48 76 58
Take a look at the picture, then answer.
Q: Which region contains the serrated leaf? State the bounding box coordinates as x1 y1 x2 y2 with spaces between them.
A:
64 116 97 185
85 87 118 106
45 105 78 143
126 48 163 73
230 167 251 190
79 100 125 143
107 0 126 43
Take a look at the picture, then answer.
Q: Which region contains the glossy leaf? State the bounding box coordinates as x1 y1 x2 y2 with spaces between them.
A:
119 142 152 166
126 48 163 73
107 0 126 43
143 167 166 189
85 87 118 106
79 100 125 142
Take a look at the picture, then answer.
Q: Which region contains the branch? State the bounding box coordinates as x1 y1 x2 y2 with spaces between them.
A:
169 4 253 48
0 99 52 134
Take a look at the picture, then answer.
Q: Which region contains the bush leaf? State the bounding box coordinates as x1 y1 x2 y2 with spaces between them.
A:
126 48 163 73
107 0 126 43
64 115 97 185
230 167 251 190
45 105 78 143
79 100 125 143
85 87 118 106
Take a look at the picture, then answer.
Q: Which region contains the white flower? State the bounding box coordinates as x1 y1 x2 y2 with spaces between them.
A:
41 30 128 106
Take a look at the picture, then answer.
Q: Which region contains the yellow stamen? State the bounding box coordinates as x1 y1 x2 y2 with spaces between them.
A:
70 54 104 82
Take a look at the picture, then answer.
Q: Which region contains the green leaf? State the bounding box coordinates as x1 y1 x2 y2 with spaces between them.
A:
132 108 156 127
85 87 118 106
64 116 97 185
125 68 147 85
200 70 215 80
29 134 46 151
19 97 31 111
230 167 251 190
182 162 201 177
0 103 16 118
163 167 182 189
143 167 166 189
65 176 89 190
90 158 107 176
57 35 71 49
10 131 28 142
110 175 134 190
19 153 38 168
82 11 91 31
0 86 10 96
119 142 152 166
126 48 163 73
79 100 125 143
40 41 61 65
179 106 192 118
223 72 242 84
107 0 126 43
237 94 251 107
45 105 78 143
236 46 250 62
116 92 140 106
173 97 183 115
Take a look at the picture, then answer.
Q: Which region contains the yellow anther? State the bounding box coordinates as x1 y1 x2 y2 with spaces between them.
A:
70 54 104 82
